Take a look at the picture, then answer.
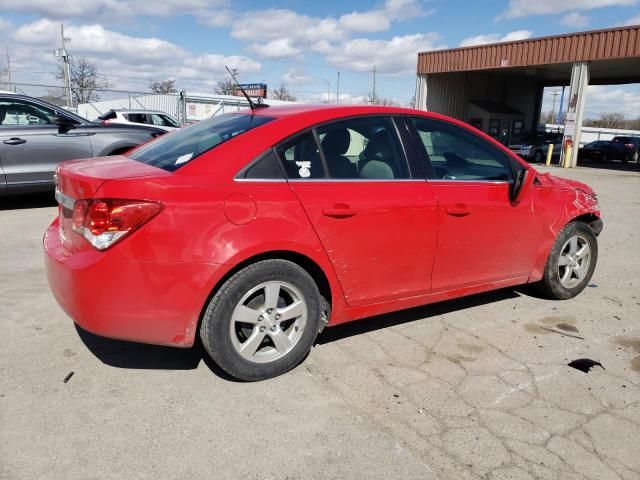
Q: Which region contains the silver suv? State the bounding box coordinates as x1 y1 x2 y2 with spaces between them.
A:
0 93 166 195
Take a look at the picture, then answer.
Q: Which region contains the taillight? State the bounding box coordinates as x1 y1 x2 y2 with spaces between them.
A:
71 199 163 250
625 143 634 150
101 119 111 124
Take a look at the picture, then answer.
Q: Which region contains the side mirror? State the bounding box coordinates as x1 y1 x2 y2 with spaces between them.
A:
510 168 531 202
53 114 76 130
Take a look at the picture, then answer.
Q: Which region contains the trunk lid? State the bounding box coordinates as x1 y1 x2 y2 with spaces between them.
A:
56 155 169 200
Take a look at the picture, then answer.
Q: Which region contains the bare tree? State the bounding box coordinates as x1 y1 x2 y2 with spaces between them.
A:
270 84 297 101
364 94 397 106
56 57 111 104
583 112 627 129
149 79 177 94
214 79 235 96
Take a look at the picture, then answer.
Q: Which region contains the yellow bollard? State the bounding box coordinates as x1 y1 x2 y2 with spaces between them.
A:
545 144 554 166
563 143 572 168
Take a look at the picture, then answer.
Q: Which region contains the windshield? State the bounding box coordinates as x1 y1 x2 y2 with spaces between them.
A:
128 113 274 171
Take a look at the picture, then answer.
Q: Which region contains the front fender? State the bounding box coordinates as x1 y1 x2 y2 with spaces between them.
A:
529 185 601 282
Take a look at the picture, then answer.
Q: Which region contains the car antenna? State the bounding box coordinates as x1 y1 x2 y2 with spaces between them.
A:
225 66 269 112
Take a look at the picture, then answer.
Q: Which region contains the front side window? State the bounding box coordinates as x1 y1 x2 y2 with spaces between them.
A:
0 99 56 126
128 113 274 171
276 131 325 179
151 114 179 128
316 117 409 179
411 118 514 181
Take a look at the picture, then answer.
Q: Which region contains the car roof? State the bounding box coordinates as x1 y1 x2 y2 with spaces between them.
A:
110 109 173 114
249 104 425 119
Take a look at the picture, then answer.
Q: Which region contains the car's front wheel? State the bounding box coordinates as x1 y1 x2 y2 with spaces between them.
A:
538 221 598 299
200 259 322 381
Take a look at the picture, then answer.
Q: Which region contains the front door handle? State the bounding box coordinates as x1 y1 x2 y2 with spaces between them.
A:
3 137 27 145
323 204 357 218
446 204 471 217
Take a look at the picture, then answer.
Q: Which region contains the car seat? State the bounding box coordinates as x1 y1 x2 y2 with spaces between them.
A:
359 131 397 179
321 128 356 178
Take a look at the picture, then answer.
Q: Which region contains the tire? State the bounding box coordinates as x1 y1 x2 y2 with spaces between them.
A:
533 150 543 163
537 221 598 300
200 259 322 381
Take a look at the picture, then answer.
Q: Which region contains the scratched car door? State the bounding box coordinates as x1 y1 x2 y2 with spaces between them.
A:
279 116 439 307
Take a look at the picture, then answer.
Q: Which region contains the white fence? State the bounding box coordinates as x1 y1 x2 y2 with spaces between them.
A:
77 91 296 124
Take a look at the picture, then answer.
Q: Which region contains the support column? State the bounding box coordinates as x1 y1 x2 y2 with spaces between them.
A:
414 75 428 110
562 62 589 168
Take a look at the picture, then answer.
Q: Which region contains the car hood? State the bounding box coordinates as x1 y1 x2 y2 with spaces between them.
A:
535 171 596 197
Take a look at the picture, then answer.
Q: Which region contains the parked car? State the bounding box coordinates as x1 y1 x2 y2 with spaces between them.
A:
578 140 628 162
0 93 166 195
44 105 602 381
611 136 640 163
508 131 563 163
95 109 180 132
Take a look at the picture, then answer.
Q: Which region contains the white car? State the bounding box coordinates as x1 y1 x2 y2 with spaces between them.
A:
95 109 180 132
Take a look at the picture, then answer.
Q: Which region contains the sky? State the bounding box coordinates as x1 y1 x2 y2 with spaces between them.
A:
0 0 639 118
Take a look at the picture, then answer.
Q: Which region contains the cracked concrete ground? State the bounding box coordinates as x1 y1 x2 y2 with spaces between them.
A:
1 163 639 480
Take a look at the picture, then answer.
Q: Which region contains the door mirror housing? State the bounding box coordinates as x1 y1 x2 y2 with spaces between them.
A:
53 114 77 130
510 167 532 202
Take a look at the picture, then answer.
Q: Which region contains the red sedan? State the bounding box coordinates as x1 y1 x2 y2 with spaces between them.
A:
44 105 602 380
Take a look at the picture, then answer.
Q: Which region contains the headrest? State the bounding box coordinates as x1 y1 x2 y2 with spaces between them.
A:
321 128 350 155
364 131 393 161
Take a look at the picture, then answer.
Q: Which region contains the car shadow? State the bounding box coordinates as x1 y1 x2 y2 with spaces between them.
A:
75 287 527 379
0 192 57 210
577 159 640 172
316 287 523 345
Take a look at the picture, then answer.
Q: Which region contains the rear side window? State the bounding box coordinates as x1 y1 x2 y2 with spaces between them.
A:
128 113 274 171
316 116 409 179
126 113 149 124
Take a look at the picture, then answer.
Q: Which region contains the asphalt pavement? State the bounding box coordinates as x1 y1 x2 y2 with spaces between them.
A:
1 162 639 480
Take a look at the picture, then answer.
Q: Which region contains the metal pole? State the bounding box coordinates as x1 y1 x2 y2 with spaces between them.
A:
5 47 12 92
336 71 340 104
372 66 376 104
556 86 565 125
60 24 72 109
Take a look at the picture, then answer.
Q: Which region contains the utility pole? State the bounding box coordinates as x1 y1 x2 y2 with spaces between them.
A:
54 24 72 109
550 89 561 124
372 66 377 104
336 71 340 104
5 47 12 92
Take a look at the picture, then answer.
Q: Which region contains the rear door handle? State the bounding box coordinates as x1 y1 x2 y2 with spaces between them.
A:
446 204 471 217
3 137 27 145
322 204 357 218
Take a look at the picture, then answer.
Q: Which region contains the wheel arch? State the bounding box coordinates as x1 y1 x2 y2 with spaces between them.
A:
190 249 340 347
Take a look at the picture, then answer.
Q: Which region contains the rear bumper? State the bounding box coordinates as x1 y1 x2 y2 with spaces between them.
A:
44 219 219 347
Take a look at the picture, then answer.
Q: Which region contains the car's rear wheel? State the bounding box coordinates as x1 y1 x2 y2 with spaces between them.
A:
200 259 322 381
538 221 598 299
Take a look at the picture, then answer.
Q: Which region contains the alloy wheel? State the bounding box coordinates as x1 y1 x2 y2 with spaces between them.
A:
229 281 307 363
557 234 591 289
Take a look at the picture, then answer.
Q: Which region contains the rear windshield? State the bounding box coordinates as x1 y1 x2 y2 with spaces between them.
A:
128 113 274 171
